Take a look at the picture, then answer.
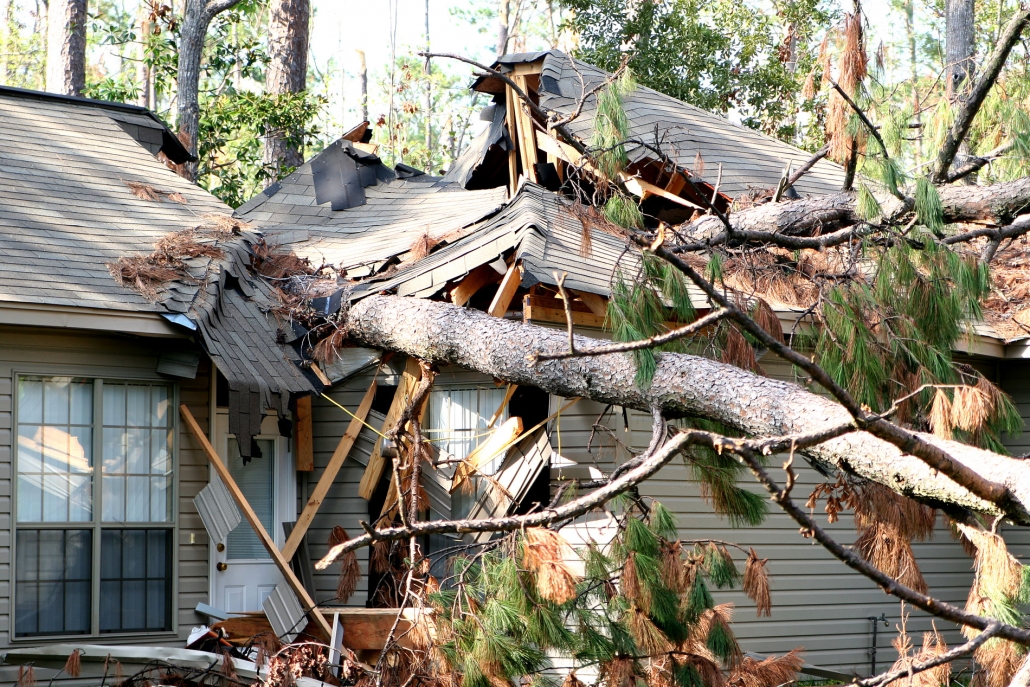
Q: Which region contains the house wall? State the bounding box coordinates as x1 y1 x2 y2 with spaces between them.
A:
0 324 211 651
305 353 1030 675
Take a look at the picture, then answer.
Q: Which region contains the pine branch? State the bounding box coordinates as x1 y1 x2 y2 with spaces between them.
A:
931 4 1030 182
725 437 1030 646
945 139 1017 183
532 308 730 362
647 242 1020 519
786 143 830 189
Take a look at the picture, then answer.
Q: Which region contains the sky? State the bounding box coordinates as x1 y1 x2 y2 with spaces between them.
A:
307 0 509 136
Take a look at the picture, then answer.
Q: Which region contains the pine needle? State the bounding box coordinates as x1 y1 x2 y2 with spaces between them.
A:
63 649 81 678
721 325 758 371
854 520 929 593
728 649 805 687
522 528 580 605
16 666 35 687
628 606 670 655
743 549 772 617
329 526 362 603
600 656 637 687
929 389 954 439
951 385 991 433
884 631 950 687
857 184 883 220
915 177 945 234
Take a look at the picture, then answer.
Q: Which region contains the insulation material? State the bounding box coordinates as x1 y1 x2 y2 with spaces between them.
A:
263 583 307 644
194 476 242 545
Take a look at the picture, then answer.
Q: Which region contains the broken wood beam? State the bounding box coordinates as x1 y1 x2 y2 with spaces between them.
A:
450 263 503 307
523 294 608 329
359 357 422 500
283 380 379 560
179 404 332 638
572 289 609 318
450 416 524 492
294 396 314 472
487 261 523 317
511 76 539 184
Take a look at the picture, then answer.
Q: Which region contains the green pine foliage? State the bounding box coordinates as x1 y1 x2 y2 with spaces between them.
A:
591 70 637 180
431 504 758 687
856 184 883 220
915 177 945 235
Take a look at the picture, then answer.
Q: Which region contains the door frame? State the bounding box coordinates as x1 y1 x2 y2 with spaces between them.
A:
207 410 295 611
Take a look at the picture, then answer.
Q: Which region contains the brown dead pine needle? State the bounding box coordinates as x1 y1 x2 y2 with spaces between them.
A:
329 526 362 603
744 548 772 617
728 648 805 687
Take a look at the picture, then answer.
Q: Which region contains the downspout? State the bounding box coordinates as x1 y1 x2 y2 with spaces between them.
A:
868 613 889 674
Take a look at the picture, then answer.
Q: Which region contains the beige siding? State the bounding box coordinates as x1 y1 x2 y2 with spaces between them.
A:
0 324 210 649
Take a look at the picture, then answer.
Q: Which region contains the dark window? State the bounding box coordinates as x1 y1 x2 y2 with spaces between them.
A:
100 529 172 633
15 529 92 636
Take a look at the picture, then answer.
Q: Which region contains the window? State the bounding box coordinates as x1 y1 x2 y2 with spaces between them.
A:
15 377 174 637
428 386 508 518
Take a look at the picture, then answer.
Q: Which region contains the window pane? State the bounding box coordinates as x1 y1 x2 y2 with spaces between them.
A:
226 438 274 560
15 529 92 637
17 377 94 524
18 379 43 424
103 384 172 523
100 529 171 633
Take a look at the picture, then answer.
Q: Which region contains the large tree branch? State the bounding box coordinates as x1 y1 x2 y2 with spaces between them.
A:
931 4 1030 182
341 294 1030 523
315 429 693 568
674 177 1030 250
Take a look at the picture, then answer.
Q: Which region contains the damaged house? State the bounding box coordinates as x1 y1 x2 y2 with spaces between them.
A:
1 51 1029 683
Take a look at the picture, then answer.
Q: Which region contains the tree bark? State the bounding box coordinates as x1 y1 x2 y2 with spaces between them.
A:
341 294 1030 524
176 0 245 181
946 0 976 99
45 0 86 96
136 4 153 109
0 0 12 84
357 49 368 123
264 0 310 175
681 176 1030 246
497 0 510 56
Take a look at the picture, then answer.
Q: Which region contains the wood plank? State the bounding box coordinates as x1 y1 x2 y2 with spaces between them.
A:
511 61 544 76
487 261 523 317
512 75 539 183
573 289 609 318
358 358 422 500
450 263 502 307
488 383 518 428
282 381 378 561
179 404 332 638
294 396 314 472
451 416 524 492
535 130 700 209
505 86 519 196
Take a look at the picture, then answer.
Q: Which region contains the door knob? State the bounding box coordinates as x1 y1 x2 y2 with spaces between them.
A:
216 562 228 572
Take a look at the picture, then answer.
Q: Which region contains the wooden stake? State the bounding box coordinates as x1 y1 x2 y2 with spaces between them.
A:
294 396 314 472
283 381 378 560
179 404 332 638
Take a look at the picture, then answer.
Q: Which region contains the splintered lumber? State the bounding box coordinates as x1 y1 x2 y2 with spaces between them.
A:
505 86 519 195
523 294 608 329
534 130 701 209
488 383 518 428
282 381 378 561
511 75 539 183
450 263 503 307
488 261 523 317
450 416 524 493
359 357 422 499
179 405 332 637
331 608 433 651
294 396 314 472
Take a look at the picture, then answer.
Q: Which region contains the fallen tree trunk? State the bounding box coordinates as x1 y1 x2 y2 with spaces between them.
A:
683 177 1030 245
344 294 1030 524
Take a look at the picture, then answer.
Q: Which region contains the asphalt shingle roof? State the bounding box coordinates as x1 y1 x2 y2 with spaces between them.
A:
0 92 226 312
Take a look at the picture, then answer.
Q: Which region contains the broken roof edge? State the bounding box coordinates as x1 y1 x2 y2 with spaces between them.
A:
0 84 195 163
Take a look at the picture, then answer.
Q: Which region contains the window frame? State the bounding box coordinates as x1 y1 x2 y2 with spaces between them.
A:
11 368 180 641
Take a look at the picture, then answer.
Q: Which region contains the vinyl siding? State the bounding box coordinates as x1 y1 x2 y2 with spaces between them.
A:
0 324 210 650
307 356 1030 675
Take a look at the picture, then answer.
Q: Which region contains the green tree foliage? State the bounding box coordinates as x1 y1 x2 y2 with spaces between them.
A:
557 0 832 140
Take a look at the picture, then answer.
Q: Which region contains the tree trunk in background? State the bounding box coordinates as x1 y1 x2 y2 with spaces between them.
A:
357 49 368 123
343 294 1030 524
424 0 432 172
136 4 153 109
45 0 86 96
177 0 244 181
497 0 510 56
264 0 310 176
946 0 977 99
0 0 12 85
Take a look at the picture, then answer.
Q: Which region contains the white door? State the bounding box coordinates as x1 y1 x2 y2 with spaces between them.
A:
211 412 295 613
